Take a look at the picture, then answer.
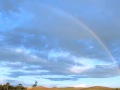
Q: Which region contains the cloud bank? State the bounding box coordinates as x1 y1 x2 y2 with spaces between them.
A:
0 0 120 86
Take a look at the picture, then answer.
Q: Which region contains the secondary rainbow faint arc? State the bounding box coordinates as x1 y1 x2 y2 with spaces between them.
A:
39 3 120 73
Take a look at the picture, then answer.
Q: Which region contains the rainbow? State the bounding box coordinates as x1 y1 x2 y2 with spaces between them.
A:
39 3 120 74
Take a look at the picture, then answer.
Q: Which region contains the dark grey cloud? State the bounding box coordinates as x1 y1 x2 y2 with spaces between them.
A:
45 77 78 81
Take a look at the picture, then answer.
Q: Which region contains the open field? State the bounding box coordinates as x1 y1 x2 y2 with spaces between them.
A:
28 86 120 90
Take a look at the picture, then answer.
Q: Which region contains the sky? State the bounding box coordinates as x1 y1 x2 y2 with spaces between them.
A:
0 0 120 88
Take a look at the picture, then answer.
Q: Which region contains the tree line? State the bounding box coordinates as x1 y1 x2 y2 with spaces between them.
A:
0 81 38 90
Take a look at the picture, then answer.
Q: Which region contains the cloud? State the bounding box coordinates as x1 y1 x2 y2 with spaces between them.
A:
72 84 87 88
0 0 120 86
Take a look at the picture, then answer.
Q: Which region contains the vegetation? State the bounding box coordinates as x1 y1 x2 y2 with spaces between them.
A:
0 83 26 90
32 81 37 88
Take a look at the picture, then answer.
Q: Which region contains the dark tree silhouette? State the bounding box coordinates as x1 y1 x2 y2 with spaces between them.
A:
17 84 22 90
6 83 10 90
32 81 37 88
0 83 26 90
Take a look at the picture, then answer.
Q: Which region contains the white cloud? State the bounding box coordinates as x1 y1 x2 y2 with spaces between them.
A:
69 65 90 73
69 57 114 73
69 57 96 73
72 84 87 88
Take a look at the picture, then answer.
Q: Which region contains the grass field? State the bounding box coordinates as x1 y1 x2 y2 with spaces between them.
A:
28 86 120 90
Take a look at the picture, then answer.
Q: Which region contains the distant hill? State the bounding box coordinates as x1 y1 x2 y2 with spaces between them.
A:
28 86 120 90
79 86 117 90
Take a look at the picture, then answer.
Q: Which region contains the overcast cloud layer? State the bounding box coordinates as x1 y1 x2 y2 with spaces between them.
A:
0 0 120 87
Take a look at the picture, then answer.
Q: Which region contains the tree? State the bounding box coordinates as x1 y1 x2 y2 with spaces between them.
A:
0 84 3 90
0 83 27 90
32 81 37 88
3 84 5 90
6 83 10 90
17 84 22 90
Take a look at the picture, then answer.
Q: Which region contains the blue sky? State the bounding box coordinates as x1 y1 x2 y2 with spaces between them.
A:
0 0 120 88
